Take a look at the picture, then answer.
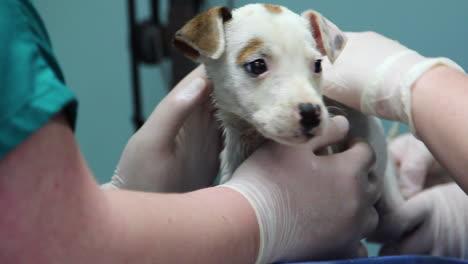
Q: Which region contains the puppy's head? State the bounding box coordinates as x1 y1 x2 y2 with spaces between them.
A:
174 4 346 145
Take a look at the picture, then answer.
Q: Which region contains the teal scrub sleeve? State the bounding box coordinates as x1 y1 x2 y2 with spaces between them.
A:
0 0 78 159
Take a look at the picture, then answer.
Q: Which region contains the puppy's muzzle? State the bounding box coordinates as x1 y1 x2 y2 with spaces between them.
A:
299 103 321 136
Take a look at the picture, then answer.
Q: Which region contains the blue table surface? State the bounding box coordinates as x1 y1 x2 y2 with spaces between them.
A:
284 256 468 264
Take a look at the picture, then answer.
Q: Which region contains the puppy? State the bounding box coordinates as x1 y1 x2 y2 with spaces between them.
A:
174 4 403 215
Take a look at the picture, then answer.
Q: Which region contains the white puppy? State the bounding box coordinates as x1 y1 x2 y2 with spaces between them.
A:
174 4 403 213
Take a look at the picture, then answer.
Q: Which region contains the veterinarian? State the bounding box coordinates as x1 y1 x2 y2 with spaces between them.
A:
322 31 468 258
0 1 380 263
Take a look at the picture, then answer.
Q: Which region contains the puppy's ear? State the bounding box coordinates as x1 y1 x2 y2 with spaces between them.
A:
173 6 232 62
302 10 346 63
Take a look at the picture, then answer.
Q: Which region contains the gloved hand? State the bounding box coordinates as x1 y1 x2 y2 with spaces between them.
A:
322 32 463 134
374 183 468 258
223 116 381 263
389 133 454 199
102 65 222 192
389 133 435 199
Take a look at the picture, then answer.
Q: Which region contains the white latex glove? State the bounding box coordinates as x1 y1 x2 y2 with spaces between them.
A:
102 65 222 192
389 133 453 199
374 183 468 258
322 32 463 134
223 116 381 263
389 133 435 199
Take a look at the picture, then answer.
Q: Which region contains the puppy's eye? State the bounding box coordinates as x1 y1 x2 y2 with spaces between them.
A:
314 59 322 73
244 59 268 76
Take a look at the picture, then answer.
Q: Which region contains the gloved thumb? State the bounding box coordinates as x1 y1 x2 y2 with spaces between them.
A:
353 241 369 258
389 134 434 199
398 157 429 199
369 190 429 243
142 75 212 148
311 115 349 151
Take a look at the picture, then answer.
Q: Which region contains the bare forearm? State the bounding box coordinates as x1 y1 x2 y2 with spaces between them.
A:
0 115 258 263
3 174 258 263
104 187 259 263
2 169 258 263
0 117 120 263
412 66 468 191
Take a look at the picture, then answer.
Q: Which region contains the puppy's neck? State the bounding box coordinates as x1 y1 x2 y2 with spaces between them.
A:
216 109 266 149
216 109 267 179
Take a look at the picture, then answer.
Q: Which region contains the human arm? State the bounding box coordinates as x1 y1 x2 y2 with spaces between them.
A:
101 63 381 262
0 2 378 261
411 66 468 192
104 63 381 262
322 32 468 192
0 114 259 264
0 113 380 263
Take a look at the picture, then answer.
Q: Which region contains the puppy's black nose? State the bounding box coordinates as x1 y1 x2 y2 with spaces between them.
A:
299 103 321 131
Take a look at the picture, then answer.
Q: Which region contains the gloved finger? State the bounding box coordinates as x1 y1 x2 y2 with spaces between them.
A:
389 133 433 198
342 138 376 173
362 206 380 238
357 241 369 258
346 241 369 259
143 68 213 149
331 139 380 208
366 169 382 206
102 171 126 190
379 225 431 256
312 115 349 151
357 242 369 258
399 159 428 199
369 192 429 243
100 181 119 190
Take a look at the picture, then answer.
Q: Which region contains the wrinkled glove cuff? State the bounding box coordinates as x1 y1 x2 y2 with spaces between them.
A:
361 50 464 138
222 179 296 264
100 170 125 190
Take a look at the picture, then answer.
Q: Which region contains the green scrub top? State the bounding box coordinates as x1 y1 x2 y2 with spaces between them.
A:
0 0 77 158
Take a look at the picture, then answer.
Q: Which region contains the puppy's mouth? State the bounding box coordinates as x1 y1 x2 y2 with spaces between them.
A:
302 130 315 139
250 102 327 145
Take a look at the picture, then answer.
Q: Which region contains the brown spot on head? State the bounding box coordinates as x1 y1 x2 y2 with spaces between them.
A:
236 39 264 65
263 4 282 14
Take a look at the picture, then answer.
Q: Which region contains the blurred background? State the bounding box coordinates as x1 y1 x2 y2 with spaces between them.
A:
34 0 467 186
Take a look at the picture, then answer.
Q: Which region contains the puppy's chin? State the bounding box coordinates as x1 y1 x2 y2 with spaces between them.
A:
274 136 312 146
260 131 315 146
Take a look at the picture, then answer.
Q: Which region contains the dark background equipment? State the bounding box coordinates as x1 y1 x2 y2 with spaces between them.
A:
126 0 204 130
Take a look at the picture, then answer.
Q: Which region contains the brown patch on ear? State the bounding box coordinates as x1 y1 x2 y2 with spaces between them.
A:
236 39 263 65
309 12 327 56
218 6 233 22
173 39 200 61
173 6 232 61
263 4 282 14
